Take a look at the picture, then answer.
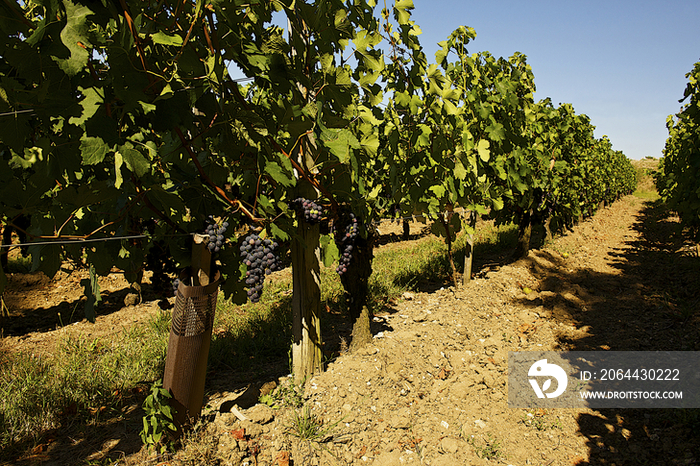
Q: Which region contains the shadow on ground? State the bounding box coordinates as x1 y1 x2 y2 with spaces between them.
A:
515 199 700 465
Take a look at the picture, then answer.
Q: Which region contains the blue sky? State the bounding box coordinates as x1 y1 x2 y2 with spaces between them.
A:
408 0 700 160
235 1 699 160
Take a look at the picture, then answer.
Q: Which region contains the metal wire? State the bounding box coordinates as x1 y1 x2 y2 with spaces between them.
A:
0 209 470 249
0 233 192 249
0 109 36 117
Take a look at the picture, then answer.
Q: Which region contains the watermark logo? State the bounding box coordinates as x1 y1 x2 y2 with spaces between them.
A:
509 351 698 408
528 359 568 399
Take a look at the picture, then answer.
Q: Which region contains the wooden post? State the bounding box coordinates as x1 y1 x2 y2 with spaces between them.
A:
291 220 323 383
462 210 477 285
402 218 410 240
162 233 217 432
288 12 324 383
190 234 211 286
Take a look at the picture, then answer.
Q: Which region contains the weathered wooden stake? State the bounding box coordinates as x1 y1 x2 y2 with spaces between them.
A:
291 221 323 384
462 210 477 285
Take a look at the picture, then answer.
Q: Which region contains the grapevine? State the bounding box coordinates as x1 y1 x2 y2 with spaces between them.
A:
239 233 280 303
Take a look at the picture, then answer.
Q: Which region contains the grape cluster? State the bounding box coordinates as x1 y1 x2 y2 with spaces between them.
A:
334 213 359 276
205 215 229 253
172 278 180 297
537 191 555 216
292 198 324 224
239 233 279 303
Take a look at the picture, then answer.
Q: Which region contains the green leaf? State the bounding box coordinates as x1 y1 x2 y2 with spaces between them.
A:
485 121 505 141
29 243 62 279
114 152 124 189
80 136 109 165
319 234 339 268
160 404 172 420
152 31 184 46
429 185 446 198
477 139 490 162
320 128 360 163
367 183 382 200
454 159 467 181
394 0 415 24
118 143 150 177
57 0 94 76
270 223 290 242
360 133 380 156
265 161 295 187
443 99 459 116
69 87 104 126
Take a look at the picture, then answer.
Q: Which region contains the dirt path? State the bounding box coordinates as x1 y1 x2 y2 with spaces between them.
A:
189 194 700 466
3 193 700 466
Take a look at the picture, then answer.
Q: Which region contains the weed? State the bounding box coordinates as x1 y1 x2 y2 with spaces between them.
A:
522 409 563 431
286 407 326 441
284 403 345 466
0 316 168 459
467 433 503 460
260 379 304 409
139 379 177 454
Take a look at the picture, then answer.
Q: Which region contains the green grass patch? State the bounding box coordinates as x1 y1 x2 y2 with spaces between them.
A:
0 311 170 457
633 185 660 200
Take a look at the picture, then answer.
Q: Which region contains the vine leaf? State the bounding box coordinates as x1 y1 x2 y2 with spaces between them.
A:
80 136 109 165
265 161 295 188
152 31 184 46
320 128 360 164
477 139 490 162
57 0 94 76
319 234 339 268
118 143 150 177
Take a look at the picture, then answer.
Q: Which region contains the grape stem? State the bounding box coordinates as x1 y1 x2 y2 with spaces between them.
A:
174 126 263 223
227 83 339 212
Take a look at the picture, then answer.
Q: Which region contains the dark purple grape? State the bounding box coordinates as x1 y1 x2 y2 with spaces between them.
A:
333 212 359 277
291 198 325 224
203 216 229 252
239 232 280 303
